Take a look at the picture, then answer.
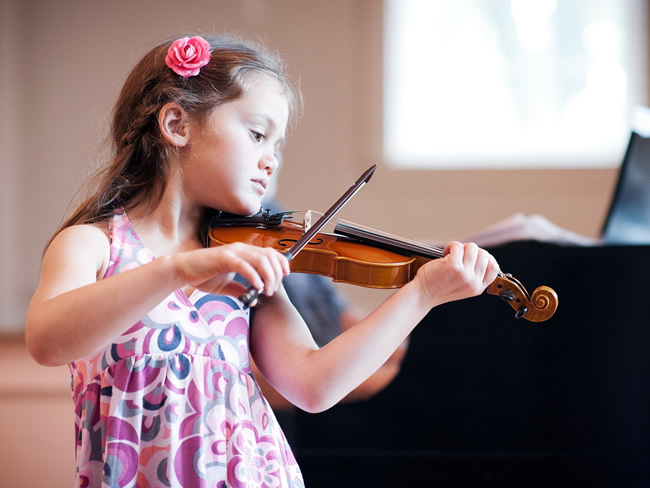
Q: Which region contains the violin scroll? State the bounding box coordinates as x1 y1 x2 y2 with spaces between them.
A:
487 273 558 322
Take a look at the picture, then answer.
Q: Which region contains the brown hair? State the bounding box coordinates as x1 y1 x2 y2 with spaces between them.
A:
49 33 301 248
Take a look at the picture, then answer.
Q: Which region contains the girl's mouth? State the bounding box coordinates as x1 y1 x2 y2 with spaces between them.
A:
252 179 268 194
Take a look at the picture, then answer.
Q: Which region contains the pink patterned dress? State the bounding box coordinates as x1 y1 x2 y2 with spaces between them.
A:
69 212 304 487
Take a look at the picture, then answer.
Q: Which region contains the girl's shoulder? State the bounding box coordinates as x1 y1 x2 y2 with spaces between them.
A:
55 221 110 245
47 222 111 280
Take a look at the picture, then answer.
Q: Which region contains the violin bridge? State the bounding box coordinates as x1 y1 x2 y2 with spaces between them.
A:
303 210 313 233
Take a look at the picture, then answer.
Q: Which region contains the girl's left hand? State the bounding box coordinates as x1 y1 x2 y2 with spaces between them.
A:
414 241 500 308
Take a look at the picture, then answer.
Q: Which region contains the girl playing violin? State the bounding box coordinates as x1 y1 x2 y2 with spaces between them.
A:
25 33 499 487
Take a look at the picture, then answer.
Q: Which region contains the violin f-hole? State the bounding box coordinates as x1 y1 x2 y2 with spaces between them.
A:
277 237 324 248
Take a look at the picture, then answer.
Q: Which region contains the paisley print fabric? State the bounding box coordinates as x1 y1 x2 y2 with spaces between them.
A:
69 213 304 487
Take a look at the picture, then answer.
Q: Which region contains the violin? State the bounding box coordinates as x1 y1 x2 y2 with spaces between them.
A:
208 209 559 322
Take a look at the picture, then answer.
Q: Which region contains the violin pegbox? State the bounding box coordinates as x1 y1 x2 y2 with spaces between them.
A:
487 273 558 322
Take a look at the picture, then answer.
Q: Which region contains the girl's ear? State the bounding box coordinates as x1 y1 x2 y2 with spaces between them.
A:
158 103 191 147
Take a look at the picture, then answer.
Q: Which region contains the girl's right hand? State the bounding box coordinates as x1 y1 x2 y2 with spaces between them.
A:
174 242 290 301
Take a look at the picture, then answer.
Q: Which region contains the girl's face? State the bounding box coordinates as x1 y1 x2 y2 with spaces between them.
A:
181 75 289 216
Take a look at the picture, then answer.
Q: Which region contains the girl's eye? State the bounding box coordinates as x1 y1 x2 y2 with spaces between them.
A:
251 130 265 142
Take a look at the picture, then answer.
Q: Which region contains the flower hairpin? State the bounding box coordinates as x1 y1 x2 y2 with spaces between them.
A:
165 36 211 78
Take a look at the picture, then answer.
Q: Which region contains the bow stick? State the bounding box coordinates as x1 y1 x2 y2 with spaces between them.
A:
239 164 377 306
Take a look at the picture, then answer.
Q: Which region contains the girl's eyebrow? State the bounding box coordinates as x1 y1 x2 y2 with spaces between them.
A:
255 112 280 129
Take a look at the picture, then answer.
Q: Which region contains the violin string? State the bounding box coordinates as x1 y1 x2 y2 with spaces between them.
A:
333 220 508 281
333 220 445 259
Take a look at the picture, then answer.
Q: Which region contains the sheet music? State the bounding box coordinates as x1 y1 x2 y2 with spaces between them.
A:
461 213 600 247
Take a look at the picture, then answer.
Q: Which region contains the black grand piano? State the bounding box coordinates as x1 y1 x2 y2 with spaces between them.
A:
289 242 650 487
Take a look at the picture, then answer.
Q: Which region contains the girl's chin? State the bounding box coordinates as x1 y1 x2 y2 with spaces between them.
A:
230 200 263 217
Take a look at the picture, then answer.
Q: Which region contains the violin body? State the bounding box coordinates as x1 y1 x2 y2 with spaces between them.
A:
208 210 558 322
209 223 425 289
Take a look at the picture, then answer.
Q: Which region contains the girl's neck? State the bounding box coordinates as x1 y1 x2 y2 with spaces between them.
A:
127 183 205 257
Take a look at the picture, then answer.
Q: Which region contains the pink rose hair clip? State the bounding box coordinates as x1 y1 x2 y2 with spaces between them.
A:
165 36 211 78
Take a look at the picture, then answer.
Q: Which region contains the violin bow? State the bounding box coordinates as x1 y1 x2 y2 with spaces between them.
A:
239 164 377 306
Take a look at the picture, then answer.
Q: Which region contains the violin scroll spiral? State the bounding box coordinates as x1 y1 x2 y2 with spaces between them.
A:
487 274 558 323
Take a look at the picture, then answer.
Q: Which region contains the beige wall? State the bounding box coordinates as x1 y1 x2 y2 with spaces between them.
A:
0 339 73 486
0 1 645 483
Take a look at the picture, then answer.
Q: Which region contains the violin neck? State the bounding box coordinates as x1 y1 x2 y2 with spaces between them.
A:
333 220 445 260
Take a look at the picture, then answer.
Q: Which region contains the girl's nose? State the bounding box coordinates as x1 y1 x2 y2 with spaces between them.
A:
261 152 279 175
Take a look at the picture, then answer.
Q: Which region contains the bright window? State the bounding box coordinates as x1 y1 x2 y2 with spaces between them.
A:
383 0 648 169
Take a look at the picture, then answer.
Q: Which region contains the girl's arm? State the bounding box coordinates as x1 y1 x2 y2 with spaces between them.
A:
26 224 289 366
250 241 499 413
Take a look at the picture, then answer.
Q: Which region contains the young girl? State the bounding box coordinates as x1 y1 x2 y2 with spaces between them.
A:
25 33 500 487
